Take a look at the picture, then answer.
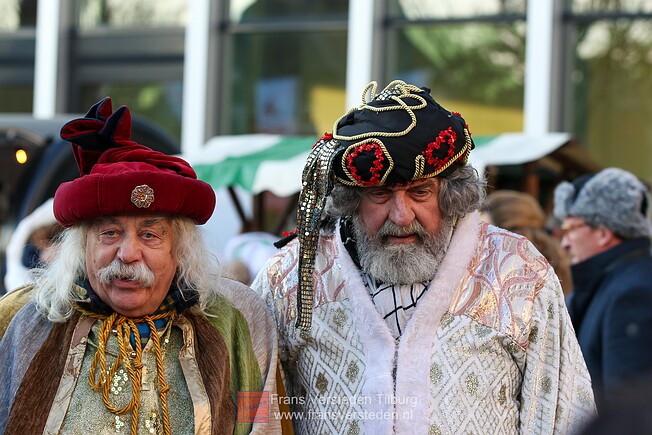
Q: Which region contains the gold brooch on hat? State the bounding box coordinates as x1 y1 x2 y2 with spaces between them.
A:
131 184 155 208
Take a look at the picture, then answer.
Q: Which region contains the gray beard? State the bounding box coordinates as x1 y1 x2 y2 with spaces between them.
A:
352 214 455 285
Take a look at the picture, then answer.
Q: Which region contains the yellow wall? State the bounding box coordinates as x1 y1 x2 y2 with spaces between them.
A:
309 86 524 137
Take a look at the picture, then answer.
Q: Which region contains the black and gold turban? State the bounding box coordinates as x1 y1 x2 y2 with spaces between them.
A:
295 80 475 329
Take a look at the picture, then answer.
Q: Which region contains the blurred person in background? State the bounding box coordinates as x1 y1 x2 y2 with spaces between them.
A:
480 190 573 296
554 167 652 412
0 98 281 434
4 198 61 294
221 231 281 285
578 374 652 435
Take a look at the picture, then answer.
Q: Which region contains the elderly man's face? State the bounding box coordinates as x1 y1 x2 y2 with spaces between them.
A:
560 216 603 264
86 215 177 317
358 178 443 241
354 178 451 284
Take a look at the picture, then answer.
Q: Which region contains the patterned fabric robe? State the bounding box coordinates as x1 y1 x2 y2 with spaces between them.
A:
0 277 282 434
252 212 596 434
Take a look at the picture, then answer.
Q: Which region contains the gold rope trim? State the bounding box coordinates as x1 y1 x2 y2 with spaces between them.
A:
332 80 426 142
414 155 426 180
78 308 176 435
337 138 394 187
334 127 472 185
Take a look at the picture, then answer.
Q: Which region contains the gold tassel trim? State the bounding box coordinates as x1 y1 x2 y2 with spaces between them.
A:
77 308 177 435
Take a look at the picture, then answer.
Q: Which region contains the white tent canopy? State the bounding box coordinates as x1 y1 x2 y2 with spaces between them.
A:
467 132 572 175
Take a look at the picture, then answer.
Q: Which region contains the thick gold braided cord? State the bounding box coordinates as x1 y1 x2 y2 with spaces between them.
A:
146 316 172 435
87 312 143 418
296 138 340 330
332 80 426 142
79 308 176 435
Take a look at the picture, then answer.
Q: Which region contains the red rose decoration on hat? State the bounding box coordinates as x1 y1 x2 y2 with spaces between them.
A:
53 97 216 227
422 127 457 170
344 141 391 186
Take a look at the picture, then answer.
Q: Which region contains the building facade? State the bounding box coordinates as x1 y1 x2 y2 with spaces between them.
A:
1 0 651 178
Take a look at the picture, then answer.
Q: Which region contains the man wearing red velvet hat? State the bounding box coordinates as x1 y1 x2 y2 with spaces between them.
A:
252 81 596 434
0 98 282 434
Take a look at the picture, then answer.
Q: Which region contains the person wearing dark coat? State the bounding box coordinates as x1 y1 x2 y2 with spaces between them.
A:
554 167 652 412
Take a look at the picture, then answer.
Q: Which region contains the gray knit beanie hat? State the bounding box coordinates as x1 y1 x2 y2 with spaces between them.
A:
553 167 652 239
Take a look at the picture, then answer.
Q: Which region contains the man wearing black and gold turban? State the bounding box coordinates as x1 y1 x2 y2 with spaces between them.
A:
253 81 596 434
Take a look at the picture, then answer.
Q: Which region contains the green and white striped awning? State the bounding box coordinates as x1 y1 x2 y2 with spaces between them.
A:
181 132 571 196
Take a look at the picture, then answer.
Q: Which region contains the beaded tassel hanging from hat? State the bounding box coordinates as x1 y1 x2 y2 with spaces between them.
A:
295 136 341 330
294 80 475 330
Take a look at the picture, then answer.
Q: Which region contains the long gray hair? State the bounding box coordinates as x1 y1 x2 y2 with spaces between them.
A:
31 216 222 322
326 165 486 219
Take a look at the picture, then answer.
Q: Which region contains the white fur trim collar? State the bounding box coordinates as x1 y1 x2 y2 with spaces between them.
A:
336 212 482 432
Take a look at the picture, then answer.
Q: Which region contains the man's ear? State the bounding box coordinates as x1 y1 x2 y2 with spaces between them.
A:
596 226 622 249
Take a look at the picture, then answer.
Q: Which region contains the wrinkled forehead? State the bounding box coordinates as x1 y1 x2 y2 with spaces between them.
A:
367 178 439 191
88 214 172 229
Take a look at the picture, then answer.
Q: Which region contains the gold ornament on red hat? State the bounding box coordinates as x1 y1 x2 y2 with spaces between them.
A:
131 185 155 208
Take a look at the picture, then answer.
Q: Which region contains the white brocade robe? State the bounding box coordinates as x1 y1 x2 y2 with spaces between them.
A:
252 212 596 434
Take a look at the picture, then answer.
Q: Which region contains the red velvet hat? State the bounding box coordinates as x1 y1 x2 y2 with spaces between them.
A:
53 97 215 227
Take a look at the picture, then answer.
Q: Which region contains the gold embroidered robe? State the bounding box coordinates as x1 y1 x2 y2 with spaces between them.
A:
0 278 282 434
252 212 596 434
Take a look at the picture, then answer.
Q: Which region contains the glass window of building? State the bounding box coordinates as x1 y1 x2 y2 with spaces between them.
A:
565 3 652 179
0 0 37 30
75 0 187 28
386 0 527 137
69 1 186 141
570 0 652 13
388 0 525 18
80 82 183 142
231 0 348 21
222 0 349 136
0 0 37 112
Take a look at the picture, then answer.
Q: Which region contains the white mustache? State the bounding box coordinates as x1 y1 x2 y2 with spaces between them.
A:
377 220 427 239
96 259 155 287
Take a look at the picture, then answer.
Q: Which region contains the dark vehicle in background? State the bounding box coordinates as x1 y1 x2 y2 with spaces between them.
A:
0 114 179 294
